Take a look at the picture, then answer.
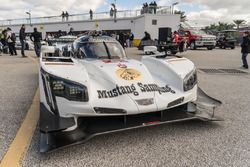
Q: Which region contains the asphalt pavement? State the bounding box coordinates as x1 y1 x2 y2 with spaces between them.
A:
1 48 250 167
0 52 38 162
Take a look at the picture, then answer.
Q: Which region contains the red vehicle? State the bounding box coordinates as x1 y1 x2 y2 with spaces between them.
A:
179 29 216 50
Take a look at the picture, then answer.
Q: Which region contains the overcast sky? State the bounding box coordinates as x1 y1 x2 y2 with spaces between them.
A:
0 0 249 26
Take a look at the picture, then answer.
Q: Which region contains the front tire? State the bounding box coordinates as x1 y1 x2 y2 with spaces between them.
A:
165 50 171 55
207 46 214 50
190 41 196 50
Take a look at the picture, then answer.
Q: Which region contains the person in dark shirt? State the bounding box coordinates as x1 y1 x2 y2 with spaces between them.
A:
89 9 93 20
142 31 151 41
68 27 74 35
19 24 26 57
30 27 42 57
65 11 69 21
241 31 250 69
61 11 65 22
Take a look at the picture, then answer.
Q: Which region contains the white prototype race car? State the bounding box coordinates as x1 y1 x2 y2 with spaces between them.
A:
39 35 221 153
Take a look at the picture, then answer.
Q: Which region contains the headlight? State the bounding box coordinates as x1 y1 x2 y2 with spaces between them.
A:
183 68 197 92
41 69 88 102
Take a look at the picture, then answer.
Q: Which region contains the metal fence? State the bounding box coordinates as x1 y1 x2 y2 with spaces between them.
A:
0 6 171 26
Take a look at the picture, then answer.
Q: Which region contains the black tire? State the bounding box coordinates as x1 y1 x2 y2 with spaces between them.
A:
231 46 235 49
207 46 213 50
190 41 196 50
165 50 172 55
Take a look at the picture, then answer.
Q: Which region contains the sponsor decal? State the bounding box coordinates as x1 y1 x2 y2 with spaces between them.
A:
116 68 141 81
102 59 112 63
97 82 176 99
117 63 127 68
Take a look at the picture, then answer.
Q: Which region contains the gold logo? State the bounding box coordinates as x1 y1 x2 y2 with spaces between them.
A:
116 68 142 81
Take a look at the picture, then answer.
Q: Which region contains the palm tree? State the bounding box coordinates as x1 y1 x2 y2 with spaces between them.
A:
233 20 245 29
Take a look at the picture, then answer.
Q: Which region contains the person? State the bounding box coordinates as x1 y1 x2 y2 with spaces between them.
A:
129 32 134 47
241 31 250 69
110 8 114 18
144 3 149 13
61 11 65 21
153 1 157 14
118 32 125 48
68 27 74 35
173 31 179 43
89 9 93 20
142 31 151 41
19 24 26 57
0 31 5 55
57 30 63 38
65 11 69 21
6 27 17 56
149 2 154 14
30 27 42 57
1 29 8 54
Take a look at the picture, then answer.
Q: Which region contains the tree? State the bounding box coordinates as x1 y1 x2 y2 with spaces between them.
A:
233 20 246 29
174 10 187 22
204 22 235 32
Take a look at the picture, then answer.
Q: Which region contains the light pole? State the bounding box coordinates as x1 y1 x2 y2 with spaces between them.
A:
26 11 31 26
172 2 179 14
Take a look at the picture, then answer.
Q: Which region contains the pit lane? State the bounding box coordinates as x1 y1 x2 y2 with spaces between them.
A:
1 48 250 167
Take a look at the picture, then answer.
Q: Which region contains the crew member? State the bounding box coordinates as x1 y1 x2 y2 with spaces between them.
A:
30 27 42 57
19 24 26 57
241 31 250 69
173 31 179 43
68 27 74 35
6 27 17 56
142 31 151 41
89 9 93 20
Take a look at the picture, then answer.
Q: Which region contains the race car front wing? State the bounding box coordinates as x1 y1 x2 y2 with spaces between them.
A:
40 87 222 153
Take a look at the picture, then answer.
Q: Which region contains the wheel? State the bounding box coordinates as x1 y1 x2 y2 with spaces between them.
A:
207 46 213 50
231 46 235 49
190 41 196 50
165 50 171 55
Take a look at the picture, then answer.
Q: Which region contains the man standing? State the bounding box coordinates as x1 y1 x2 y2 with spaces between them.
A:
68 27 74 35
129 32 134 47
30 27 42 57
6 27 17 56
241 31 250 69
89 9 93 20
19 24 26 57
65 11 69 21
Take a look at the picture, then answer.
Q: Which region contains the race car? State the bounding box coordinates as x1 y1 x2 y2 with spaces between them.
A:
39 35 221 153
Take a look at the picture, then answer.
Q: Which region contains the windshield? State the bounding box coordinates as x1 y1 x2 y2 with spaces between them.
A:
79 42 126 59
190 30 207 36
